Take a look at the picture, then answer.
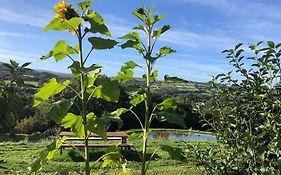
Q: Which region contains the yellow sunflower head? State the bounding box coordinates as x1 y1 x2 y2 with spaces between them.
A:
54 1 70 13
54 1 79 20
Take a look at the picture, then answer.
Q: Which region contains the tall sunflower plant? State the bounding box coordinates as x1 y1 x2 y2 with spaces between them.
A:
113 5 186 175
29 1 131 174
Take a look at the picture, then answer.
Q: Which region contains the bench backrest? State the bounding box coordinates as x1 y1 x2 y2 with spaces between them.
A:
65 137 123 141
59 131 128 140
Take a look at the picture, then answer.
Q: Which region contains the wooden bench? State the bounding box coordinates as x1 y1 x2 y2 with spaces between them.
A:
59 131 133 154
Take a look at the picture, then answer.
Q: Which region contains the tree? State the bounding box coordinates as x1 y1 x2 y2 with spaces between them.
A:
194 41 281 175
0 60 31 132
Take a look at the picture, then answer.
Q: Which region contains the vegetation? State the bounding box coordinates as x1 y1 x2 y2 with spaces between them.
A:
28 0 127 175
0 60 33 132
1 1 280 175
115 4 186 175
193 42 281 174
0 62 209 133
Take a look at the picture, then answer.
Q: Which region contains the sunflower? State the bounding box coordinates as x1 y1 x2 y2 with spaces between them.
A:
54 1 70 14
54 1 78 20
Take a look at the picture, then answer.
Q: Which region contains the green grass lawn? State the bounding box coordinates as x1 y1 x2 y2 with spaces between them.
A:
0 133 214 175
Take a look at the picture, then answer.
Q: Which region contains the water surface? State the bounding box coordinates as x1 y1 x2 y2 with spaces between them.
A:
147 131 216 141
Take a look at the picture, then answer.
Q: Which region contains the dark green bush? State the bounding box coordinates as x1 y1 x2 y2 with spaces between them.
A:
0 60 34 132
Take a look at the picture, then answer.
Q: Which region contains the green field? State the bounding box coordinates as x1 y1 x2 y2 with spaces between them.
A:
0 133 214 175
3 80 38 87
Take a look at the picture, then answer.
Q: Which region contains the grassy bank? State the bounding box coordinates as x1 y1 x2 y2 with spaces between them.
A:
0 133 214 174
127 128 216 135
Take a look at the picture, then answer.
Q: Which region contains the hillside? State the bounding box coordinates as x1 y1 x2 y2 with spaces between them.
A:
0 62 210 97
0 62 71 84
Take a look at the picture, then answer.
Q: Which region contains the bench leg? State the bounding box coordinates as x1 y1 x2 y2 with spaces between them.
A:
60 147 63 155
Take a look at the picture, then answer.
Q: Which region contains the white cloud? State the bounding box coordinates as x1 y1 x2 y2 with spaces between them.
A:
103 14 133 37
166 0 281 46
104 14 238 51
0 6 50 27
0 31 34 38
178 0 233 9
96 13 235 82
161 29 238 50
176 0 281 20
104 14 134 27
0 49 39 62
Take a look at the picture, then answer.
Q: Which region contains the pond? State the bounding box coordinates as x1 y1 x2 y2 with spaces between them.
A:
147 131 217 141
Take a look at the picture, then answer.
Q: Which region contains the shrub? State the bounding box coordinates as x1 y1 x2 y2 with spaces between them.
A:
14 117 33 134
31 109 56 133
194 42 281 175
14 101 58 134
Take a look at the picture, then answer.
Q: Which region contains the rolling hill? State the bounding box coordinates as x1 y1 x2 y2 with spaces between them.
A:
0 62 210 97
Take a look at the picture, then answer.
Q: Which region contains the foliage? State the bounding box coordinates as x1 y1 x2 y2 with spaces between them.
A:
174 94 209 130
29 136 67 174
59 76 129 131
193 41 281 175
30 1 127 174
14 101 58 134
0 60 32 132
114 4 185 175
0 61 210 133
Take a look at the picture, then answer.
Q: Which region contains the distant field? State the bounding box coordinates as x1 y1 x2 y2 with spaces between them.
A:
3 80 38 87
23 81 38 86
149 81 210 96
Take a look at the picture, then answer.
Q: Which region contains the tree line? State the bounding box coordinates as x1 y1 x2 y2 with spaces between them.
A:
0 61 209 134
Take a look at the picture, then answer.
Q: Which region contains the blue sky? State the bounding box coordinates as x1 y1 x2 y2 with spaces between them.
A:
0 0 281 82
